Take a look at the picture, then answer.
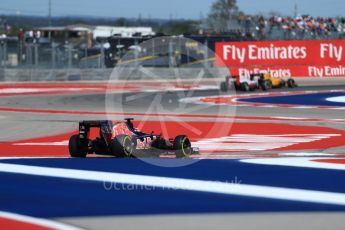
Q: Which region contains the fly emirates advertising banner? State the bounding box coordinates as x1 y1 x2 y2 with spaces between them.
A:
215 40 345 77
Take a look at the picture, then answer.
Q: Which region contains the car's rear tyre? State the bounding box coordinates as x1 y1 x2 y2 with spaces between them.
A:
241 83 250 92
287 79 297 88
220 81 228 92
69 135 87 158
110 135 134 157
173 135 192 158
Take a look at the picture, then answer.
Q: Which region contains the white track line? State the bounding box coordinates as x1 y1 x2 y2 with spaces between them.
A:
14 141 68 146
0 157 69 160
1 163 345 206
193 134 338 151
241 157 345 170
326 96 345 103
279 152 335 157
0 211 82 230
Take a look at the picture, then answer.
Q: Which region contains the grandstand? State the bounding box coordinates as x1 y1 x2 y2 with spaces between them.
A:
0 12 344 69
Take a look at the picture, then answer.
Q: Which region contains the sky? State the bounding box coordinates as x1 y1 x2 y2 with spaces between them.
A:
0 0 343 19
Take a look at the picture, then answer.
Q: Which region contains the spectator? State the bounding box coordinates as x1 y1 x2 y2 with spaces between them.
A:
17 28 24 41
249 14 345 40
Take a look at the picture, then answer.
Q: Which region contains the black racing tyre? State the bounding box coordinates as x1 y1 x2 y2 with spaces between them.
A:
220 81 228 92
261 80 269 91
173 135 192 158
241 83 250 92
110 135 134 157
287 79 296 88
267 80 273 89
69 134 87 158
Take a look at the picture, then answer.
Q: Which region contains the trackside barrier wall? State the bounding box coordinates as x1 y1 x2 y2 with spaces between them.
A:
215 40 345 77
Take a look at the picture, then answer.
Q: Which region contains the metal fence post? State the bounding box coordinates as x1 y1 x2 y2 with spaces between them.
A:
51 42 56 69
169 39 173 68
152 38 155 67
100 42 105 68
0 41 7 68
134 38 139 67
18 40 23 65
0 41 4 81
4 41 7 68
0 42 3 67
68 44 72 69
177 37 181 66
26 44 32 66
204 38 209 68
186 40 190 65
34 44 39 67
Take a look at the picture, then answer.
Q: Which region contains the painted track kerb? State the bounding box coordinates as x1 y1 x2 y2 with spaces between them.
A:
0 211 82 230
182 90 345 110
1 162 345 206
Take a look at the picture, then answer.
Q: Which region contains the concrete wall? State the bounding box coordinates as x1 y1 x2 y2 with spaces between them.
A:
0 67 228 82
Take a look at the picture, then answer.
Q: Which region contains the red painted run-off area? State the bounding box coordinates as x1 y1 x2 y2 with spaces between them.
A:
313 159 345 165
1 121 344 157
0 217 53 230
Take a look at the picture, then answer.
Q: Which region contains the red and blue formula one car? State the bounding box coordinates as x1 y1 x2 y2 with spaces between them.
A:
69 118 199 158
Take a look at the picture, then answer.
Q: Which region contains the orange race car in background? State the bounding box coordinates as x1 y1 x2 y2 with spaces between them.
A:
263 71 298 88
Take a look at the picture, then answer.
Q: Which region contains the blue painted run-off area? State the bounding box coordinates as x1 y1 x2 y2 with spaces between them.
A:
1 158 345 218
238 92 345 107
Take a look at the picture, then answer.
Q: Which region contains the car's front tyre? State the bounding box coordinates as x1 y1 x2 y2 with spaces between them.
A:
287 79 297 88
241 83 250 92
173 135 192 158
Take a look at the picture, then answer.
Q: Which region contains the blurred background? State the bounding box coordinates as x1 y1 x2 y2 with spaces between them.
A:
0 0 344 74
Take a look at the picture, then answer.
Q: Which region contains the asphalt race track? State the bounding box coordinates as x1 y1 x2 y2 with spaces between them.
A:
0 80 345 229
